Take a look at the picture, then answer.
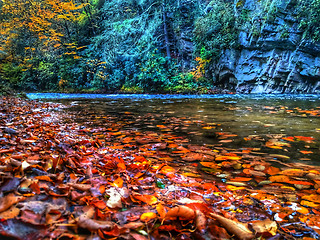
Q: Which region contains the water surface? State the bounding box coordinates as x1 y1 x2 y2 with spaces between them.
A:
28 93 320 165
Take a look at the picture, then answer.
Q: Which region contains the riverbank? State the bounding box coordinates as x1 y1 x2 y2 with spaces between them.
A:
0 96 320 239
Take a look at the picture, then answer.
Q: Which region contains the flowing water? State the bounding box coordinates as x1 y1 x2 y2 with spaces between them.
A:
27 93 320 166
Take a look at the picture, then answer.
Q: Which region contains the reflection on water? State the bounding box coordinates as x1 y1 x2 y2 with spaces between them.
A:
28 93 320 165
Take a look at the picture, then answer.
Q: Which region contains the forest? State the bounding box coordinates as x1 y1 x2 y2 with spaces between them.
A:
1 0 320 94
2 1 320 239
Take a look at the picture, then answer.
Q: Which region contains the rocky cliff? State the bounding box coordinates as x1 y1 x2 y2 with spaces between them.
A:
213 0 320 93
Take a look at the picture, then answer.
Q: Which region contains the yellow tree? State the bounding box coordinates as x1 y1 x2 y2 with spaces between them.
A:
0 0 86 60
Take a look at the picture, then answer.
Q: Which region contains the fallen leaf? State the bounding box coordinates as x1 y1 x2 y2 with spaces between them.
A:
134 194 158 205
210 213 254 240
156 203 166 219
140 212 157 222
165 205 195 220
0 194 25 213
78 215 116 231
250 219 277 237
269 175 290 183
195 210 206 233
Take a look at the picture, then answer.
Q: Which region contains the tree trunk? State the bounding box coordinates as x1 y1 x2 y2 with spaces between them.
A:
162 4 171 59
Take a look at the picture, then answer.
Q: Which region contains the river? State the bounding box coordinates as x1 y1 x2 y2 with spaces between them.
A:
27 93 320 166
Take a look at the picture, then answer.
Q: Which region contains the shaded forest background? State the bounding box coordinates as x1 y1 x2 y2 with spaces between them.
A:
0 0 319 93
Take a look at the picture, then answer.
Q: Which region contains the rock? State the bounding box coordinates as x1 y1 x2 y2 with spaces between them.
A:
210 0 320 93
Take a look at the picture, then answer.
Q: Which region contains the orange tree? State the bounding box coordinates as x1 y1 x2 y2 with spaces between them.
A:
0 0 88 90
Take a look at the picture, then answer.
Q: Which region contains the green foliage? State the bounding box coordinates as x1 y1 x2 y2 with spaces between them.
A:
137 50 178 92
298 0 320 41
168 73 198 93
0 63 23 89
193 0 238 61
120 83 144 93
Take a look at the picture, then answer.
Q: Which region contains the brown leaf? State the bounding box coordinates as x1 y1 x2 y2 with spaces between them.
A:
0 194 25 213
67 183 92 191
250 219 277 237
165 205 195 220
195 210 206 233
210 213 254 240
78 215 116 231
130 232 149 240
0 206 20 220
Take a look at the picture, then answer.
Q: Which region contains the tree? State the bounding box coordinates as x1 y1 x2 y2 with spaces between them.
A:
0 0 87 89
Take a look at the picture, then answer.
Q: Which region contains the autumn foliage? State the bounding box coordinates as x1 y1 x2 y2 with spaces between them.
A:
0 97 320 239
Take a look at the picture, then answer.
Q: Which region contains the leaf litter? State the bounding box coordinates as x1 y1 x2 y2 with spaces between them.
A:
0 97 320 239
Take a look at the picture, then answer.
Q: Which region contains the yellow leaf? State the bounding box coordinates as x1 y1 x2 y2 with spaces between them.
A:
226 185 246 191
301 200 319 208
302 194 320 204
156 203 166 219
140 212 157 222
134 194 158 205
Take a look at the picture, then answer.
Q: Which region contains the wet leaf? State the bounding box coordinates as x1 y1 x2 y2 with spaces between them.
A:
165 205 195 220
301 194 320 203
250 219 277 237
269 175 290 183
210 213 254 240
195 210 206 233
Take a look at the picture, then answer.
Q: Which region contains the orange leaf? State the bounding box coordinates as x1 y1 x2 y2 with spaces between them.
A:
165 205 195 220
288 181 313 186
200 162 218 169
297 206 309 214
92 200 107 210
295 136 315 142
35 176 53 182
301 200 319 208
156 203 166 219
112 177 123 188
134 194 158 205
300 150 313 154
302 194 320 203
229 177 252 182
265 166 281 175
282 137 295 142
269 175 290 183
99 185 106 194
117 162 126 171
0 194 25 213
